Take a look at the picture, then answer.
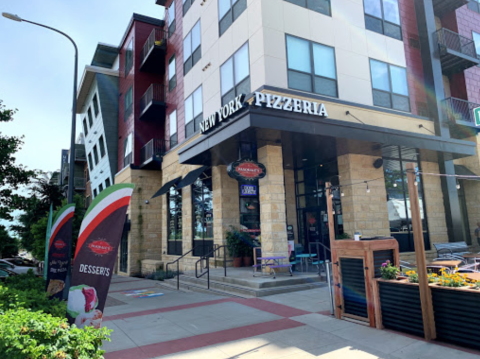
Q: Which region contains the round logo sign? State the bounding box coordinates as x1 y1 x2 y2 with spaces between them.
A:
88 240 113 255
54 239 67 250
227 159 266 181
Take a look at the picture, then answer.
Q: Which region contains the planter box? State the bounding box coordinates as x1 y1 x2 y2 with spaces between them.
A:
431 286 480 351
378 280 424 337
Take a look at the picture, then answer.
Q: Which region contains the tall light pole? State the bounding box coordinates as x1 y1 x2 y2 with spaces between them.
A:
2 12 78 204
3 12 78 299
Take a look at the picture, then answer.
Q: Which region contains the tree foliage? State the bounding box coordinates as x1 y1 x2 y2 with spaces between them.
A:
0 225 18 258
0 100 35 221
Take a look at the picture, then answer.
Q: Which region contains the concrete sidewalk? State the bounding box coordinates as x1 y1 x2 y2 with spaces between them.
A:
102 275 480 359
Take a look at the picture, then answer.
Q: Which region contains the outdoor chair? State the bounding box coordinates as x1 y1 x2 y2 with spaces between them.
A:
454 263 480 273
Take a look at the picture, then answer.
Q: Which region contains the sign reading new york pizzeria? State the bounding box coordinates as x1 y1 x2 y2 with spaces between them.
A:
200 94 245 134
228 159 266 181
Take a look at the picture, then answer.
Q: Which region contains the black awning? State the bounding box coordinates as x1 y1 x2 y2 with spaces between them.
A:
177 166 209 189
151 176 182 199
454 165 478 178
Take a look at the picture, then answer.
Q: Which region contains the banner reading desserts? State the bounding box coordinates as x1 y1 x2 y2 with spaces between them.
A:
45 203 76 300
66 184 134 328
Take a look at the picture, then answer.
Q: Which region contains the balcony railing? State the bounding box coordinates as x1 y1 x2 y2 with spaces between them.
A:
74 177 86 190
139 84 166 120
123 153 133 168
140 139 168 167
140 28 167 74
433 0 468 17
443 97 480 127
436 28 480 74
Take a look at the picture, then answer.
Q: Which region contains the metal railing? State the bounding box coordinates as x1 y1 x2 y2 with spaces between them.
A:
140 28 167 66
436 28 479 59
310 242 334 315
140 139 168 164
123 153 133 168
195 245 227 289
139 84 166 115
443 97 479 125
166 245 201 290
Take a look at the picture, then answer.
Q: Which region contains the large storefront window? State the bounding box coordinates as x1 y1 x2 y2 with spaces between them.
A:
167 187 183 255
192 169 214 256
382 146 430 252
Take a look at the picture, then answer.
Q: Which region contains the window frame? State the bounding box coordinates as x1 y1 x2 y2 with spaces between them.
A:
191 169 214 256
218 0 247 37
123 133 133 168
92 93 100 117
93 144 99 165
167 186 183 255
363 0 402 41
168 55 177 92
285 34 338 98
99 135 106 158
284 0 331 17
185 86 203 138
183 21 202 75
183 0 196 16
169 110 178 147
125 39 134 76
105 178 111 188
220 42 250 106
369 58 410 112
124 86 133 120
87 107 94 127
93 189 98 197
468 0 480 14
99 183 104 193
168 0 176 37
82 118 89 136
88 153 94 171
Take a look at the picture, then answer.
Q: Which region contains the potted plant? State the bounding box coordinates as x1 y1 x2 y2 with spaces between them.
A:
380 260 399 280
226 227 244 267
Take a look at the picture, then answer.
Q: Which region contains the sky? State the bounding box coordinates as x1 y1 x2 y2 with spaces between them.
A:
0 0 164 229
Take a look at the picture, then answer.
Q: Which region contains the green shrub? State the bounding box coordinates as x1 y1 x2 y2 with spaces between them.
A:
0 308 111 359
4 269 44 291
145 269 180 281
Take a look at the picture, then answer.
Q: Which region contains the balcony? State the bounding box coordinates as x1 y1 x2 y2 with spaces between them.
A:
436 28 480 75
139 84 166 120
155 0 166 6
139 28 167 74
74 177 86 190
123 153 133 169
433 0 468 17
443 97 480 127
140 139 168 169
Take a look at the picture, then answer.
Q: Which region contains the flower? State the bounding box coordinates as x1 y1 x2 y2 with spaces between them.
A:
382 262 387 267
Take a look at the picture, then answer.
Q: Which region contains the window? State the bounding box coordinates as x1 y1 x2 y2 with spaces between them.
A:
468 0 480 13
93 145 99 165
286 35 337 98
167 187 183 255
82 118 89 136
382 146 429 253
168 1 176 37
87 107 94 127
183 0 195 15
192 169 213 256
124 133 133 168
93 189 98 197
124 86 133 119
99 184 104 193
168 55 176 91
88 153 94 171
105 178 111 188
284 0 330 16
239 183 261 238
183 21 201 75
364 0 402 40
370 59 410 112
218 0 247 36
473 31 480 57
92 94 100 117
99 136 106 158
125 39 133 76
220 43 250 105
169 110 178 147
185 86 203 137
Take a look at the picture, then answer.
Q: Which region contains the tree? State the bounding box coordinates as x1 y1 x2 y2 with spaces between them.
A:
0 225 18 258
0 100 36 221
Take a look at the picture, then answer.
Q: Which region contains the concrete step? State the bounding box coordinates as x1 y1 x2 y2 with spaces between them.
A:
160 277 247 298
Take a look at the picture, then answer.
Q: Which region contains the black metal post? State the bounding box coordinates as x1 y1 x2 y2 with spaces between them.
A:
224 246 227 277
177 261 179 290
207 256 210 289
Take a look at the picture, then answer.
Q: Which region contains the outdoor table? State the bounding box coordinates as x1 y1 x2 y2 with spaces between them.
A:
465 272 480 282
296 253 317 272
253 256 291 278
462 253 480 264
428 260 463 268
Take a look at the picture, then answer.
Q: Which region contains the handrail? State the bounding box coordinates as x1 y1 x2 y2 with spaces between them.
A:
166 245 201 290
309 241 331 261
195 245 227 289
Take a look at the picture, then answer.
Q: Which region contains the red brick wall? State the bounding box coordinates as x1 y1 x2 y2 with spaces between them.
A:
399 0 428 116
165 0 185 149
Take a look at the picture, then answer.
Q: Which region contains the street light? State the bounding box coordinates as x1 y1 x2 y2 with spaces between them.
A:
2 12 78 205
2 12 78 299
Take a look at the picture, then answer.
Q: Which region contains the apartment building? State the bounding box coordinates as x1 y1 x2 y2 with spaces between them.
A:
60 143 88 201
94 0 480 276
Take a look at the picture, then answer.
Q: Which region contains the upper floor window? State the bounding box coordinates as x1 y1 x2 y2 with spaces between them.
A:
370 59 410 112
183 0 195 15
185 86 203 138
99 135 106 158
88 153 94 171
99 183 104 193
92 94 100 117
219 0 247 36
93 145 100 165
472 31 480 57
170 110 178 147
169 55 177 92
284 0 330 16
168 1 176 37
123 133 133 168
93 189 98 197
220 42 250 106
184 21 201 75
468 0 480 13
87 107 94 127
125 86 133 120
286 35 337 98
364 0 402 40
105 178 111 188
82 118 89 136
125 39 134 76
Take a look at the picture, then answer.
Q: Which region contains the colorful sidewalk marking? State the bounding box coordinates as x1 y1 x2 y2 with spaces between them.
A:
121 289 164 298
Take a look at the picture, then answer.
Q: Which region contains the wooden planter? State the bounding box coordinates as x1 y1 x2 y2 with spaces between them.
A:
377 280 424 337
431 286 480 351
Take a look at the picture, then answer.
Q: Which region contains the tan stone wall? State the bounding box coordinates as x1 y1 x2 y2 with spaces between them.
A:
114 167 163 276
258 144 289 258
284 169 298 244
